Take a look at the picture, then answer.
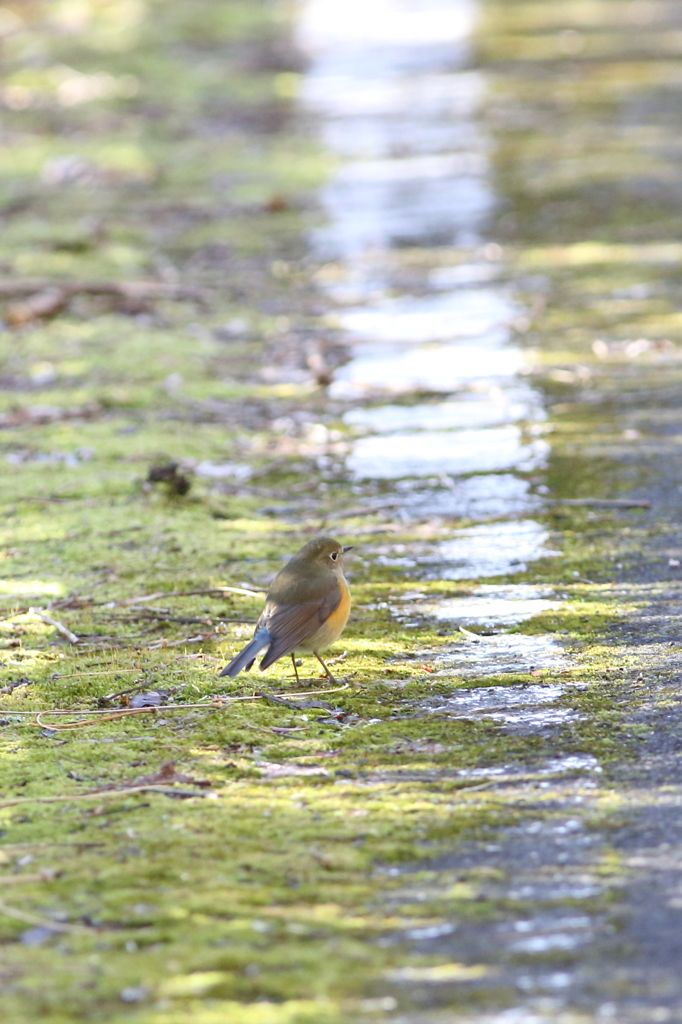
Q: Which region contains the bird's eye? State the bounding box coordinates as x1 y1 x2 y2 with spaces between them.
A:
330 551 338 561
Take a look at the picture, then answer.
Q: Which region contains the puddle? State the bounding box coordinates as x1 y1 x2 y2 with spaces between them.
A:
348 425 548 479
399 474 543 521
299 0 568 745
330 338 523 399
421 684 565 714
345 387 548 482
344 387 544 434
393 584 567 676
429 594 559 624
299 0 547 528
379 524 559 580
428 524 559 579
507 881 602 902
505 915 593 954
456 754 601 780
418 684 579 729
336 288 514 345
404 922 457 941
428 634 567 678
299 10 493 259
420 583 562 624
194 461 252 481
538 754 601 776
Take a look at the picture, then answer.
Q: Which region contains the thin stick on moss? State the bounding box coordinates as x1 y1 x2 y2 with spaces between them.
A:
5 683 350 730
117 586 265 605
29 608 79 645
0 900 92 934
0 784 217 810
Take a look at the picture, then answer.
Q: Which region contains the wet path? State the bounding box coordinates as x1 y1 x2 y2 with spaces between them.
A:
3 1 682 1019
298 0 682 1020
298 0 560 651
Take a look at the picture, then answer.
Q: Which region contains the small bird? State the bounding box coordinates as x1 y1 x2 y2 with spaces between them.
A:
219 535 352 683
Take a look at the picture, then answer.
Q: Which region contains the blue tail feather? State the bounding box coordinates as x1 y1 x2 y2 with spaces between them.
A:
219 628 271 677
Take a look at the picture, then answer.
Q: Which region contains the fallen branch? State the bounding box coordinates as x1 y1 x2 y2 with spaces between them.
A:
47 587 264 612
0 899 91 934
107 609 256 626
117 586 265 605
0 870 58 885
29 607 79 645
148 632 216 649
35 708 164 729
0 784 217 810
3 683 350 731
2 278 205 326
6 288 69 324
0 402 102 428
100 681 175 703
256 690 337 711
0 842 105 850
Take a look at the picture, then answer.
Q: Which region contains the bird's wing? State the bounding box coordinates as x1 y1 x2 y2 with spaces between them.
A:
259 583 341 669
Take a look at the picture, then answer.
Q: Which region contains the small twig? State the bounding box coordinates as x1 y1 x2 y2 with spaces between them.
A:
325 499 402 521
0 899 90 934
29 607 79 645
0 784 217 810
100 681 162 703
110 610 256 626
547 498 650 509
0 871 58 885
118 586 264 606
2 278 204 326
0 842 105 850
326 651 348 666
2 683 351 730
50 587 264 612
0 278 202 299
256 691 335 711
148 633 215 649
6 287 69 324
241 722 283 736
35 709 158 729
116 591 167 606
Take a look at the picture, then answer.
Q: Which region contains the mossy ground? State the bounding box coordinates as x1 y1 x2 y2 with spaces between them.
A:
2 1 682 1022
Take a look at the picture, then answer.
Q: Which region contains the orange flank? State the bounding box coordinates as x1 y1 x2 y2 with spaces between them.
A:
300 576 351 653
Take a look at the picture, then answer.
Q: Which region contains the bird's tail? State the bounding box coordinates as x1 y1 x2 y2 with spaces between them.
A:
219 628 271 677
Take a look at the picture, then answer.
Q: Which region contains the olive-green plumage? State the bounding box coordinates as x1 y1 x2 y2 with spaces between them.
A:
219 536 352 680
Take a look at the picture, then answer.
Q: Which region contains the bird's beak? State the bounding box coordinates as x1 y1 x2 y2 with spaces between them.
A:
342 545 353 553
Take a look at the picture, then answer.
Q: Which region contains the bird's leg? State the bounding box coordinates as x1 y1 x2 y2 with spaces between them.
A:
314 652 337 684
291 653 301 685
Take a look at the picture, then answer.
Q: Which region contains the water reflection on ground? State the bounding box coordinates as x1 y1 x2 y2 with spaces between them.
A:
376 524 559 578
299 0 552 599
425 632 566 678
420 682 578 731
298 0 682 1014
